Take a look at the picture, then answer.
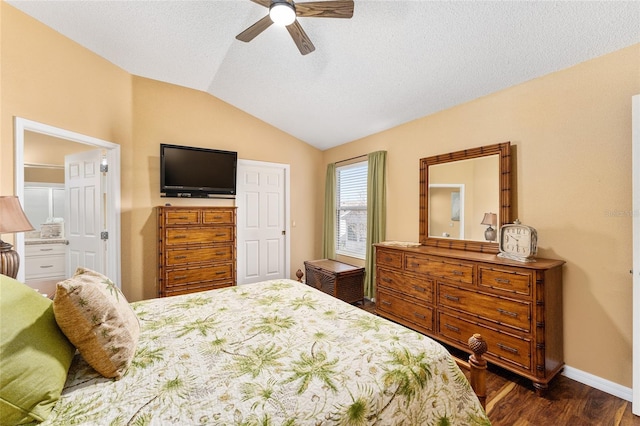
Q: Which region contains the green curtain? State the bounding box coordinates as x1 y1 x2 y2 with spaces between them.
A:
364 151 387 299
322 162 336 259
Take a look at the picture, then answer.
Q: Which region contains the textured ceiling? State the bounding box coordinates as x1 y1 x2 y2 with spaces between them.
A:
8 0 640 150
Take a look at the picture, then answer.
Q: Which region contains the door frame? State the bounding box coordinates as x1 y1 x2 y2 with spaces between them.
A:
632 95 639 415
14 117 121 286
236 159 290 283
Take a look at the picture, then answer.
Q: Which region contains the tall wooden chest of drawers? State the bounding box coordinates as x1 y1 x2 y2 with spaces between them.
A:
304 259 364 304
158 206 236 297
375 244 564 394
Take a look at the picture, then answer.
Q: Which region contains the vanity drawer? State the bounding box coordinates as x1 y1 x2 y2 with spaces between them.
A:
478 266 532 296
404 254 474 284
438 312 532 371
438 283 531 332
25 255 66 279
165 245 233 266
377 289 434 332
164 210 201 225
377 268 433 304
26 244 66 256
376 248 403 269
165 227 234 245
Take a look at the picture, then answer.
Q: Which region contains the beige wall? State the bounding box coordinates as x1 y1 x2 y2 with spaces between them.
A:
1 4 322 302
322 44 640 388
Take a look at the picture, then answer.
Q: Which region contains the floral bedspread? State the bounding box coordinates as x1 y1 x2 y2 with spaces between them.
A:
43 279 490 425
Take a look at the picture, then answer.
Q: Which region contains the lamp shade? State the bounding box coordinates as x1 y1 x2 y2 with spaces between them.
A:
480 213 497 227
0 196 34 234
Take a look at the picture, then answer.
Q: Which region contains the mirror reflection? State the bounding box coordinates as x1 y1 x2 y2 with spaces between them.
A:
428 155 499 242
419 142 511 253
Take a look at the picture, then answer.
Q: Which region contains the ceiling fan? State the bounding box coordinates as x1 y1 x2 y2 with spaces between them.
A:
236 0 354 55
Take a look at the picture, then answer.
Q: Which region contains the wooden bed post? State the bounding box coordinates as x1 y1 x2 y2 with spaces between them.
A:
296 269 304 282
468 333 488 409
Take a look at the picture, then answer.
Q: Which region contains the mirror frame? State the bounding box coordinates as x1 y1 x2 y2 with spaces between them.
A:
419 141 511 253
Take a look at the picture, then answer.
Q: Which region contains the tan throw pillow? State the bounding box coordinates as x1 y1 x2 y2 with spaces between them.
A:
53 267 140 379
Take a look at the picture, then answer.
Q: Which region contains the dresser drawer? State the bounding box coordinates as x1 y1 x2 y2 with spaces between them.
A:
404 254 474 284
479 266 532 296
376 249 403 269
165 245 233 266
166 227 234 245
438 283 531 332
163 281 233 297
165 263 234 287
377 268 433 304
203 210 234 225
377 289 434 332
438 312 532 371
164 210 201 225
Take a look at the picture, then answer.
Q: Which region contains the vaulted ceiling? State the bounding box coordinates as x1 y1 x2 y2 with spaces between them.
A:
8 1 640 150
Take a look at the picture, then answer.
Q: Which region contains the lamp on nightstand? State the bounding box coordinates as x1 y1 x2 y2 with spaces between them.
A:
0 196 34 278
481 212 497 242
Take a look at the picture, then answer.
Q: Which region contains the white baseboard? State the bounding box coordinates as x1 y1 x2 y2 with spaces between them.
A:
562 365 632 402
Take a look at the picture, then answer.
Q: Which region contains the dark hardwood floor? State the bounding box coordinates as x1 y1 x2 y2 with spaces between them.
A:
358 300 638 425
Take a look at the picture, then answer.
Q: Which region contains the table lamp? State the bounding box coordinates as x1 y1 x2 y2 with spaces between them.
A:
481 212 497 242
0 196 34 278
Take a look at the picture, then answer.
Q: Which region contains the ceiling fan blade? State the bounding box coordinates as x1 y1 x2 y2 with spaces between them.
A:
286 20 315 55
295 0 354 18
250 0 271 8
236 15 274 42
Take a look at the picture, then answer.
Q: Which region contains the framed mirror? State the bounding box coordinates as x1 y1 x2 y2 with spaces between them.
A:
419 142 511 253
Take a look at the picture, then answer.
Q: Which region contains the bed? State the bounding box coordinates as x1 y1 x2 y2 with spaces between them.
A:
1 271 490 425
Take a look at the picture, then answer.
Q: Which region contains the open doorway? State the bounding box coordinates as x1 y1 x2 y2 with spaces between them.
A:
14 117 121 289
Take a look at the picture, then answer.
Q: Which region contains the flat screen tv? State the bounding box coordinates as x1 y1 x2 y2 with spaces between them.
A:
160 143 237 198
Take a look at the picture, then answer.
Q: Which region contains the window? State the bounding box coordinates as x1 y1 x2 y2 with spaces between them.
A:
336 161 368 259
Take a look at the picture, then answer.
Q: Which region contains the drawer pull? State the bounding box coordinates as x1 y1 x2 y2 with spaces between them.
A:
384 256 392 262
174 275 187 280
495 278 511 284
444 323 460 333
174 255 187 260
213 216 223 219
177 216 189 220
413 312 426 320
452 270 464 276
382 277 392 283
173 235 187 239
412 285 426 292
40 265 53 269
497 343 519 354
497 308 518 318
39 248 54 252
215 233 227 237
410 262 420 268
215 271 226 275
444 294 460 302
381 300 392 306
215 251 226 256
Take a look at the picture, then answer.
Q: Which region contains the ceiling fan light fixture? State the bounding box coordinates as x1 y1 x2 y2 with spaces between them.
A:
269 1 296 26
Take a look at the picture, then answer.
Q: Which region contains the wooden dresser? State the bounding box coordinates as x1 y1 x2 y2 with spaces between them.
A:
157 206 236 297
375 243 564 394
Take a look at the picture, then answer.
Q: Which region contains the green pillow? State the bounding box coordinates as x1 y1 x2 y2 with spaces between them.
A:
0 275 76 424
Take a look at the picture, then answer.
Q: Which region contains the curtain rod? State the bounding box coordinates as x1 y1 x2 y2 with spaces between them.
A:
335 154 367 165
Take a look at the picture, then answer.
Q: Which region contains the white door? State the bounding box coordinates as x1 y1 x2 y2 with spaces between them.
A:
65 149 105 275
236 160 290 284
632 94 640 415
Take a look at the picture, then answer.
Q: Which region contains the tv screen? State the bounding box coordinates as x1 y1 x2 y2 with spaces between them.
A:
160 144 237 198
